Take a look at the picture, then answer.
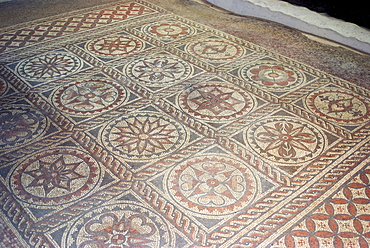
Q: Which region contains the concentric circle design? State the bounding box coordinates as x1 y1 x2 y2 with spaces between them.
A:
124 55 192 87
167 156 257 215
246 117 326 164
142 21 195 40
186 39 244 62
16 51 83 82
86 35 144 57
306 87 370 125
64 203 173 248
179 83 255 122
102 112 187 160
10 149 100 206
0 105 48 148
239 61 305 92
53 79 128 116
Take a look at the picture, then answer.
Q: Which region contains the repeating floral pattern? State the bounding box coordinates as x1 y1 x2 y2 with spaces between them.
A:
124 55 192 86
102 112 187 160
239 61 305 92
142 20 196 41
10 149 100 205
167 156 257 215
65 204 172 248
16 51 83 82
53 78 128 115
246 117 326 164
0 1 370 248
272 168 370 248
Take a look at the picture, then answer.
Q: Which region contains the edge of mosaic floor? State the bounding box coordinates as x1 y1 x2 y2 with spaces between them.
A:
0 0 370 247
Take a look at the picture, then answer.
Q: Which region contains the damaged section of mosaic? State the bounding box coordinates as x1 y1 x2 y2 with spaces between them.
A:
0 0 369 247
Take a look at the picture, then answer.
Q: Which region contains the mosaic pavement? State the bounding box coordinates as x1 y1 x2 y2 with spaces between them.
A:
0 0 370 247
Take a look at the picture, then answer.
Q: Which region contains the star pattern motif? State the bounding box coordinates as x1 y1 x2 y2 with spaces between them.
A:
113 117 177 155
95 37 135 54
24 54 75 78
24 156 85 196
191 87 244 115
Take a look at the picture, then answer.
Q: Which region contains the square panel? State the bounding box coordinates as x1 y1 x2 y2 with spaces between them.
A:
139 143 280 234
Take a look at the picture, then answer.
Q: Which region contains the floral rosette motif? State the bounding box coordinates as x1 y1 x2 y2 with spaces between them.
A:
10 149 100 206
166 156 258 215
246 117 326 164
53 78 128 116
124 55 192 87
64 203 173 248
102 112 187 161
16 51 83 82
143 21 195 40
240 61 305 92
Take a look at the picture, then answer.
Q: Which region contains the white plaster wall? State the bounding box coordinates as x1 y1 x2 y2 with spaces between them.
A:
207 0 370 54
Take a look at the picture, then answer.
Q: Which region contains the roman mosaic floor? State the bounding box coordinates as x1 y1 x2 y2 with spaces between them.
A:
0 0 370 247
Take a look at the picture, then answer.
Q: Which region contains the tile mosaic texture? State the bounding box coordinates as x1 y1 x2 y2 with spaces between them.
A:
0 0 369 247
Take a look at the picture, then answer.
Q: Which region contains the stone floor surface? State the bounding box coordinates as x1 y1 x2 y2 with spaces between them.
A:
0 0 370 247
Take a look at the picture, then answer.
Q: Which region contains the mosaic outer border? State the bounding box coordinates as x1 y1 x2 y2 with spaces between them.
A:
0 0 369 247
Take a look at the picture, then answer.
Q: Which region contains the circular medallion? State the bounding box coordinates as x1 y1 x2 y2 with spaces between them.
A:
239 61 305 92
102 112 187 161
186 39 244 62
124 56 192 87
0 105 48 149
86 35 144 57
0 78 8 96
167 156 257 215
53 79 128 116
10 149 100 206
179 83 255 121
246 117 326 164
16 51 83 82
64 203 173 248
306 87 370 125
142 21 195 40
